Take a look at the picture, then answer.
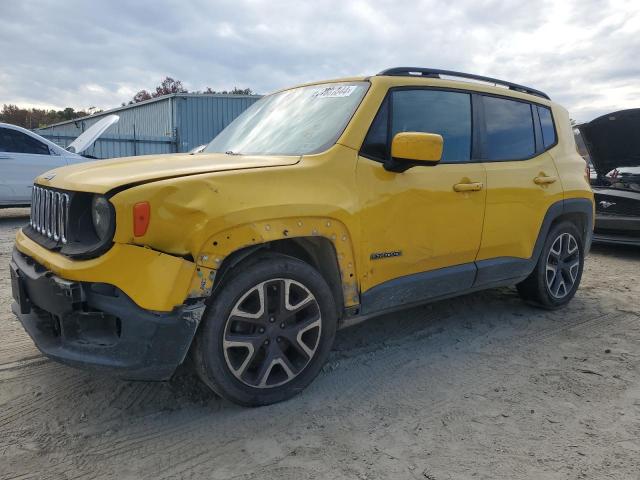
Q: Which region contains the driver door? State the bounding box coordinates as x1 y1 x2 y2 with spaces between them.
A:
357 88 486 312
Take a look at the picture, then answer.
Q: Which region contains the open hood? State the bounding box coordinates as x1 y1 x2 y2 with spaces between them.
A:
35 152 301 193
66 114 119 155
578 109 640 175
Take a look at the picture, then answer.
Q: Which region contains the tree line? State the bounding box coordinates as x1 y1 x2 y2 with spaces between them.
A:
129 77 254 104
1 77 255 129
0 105 95 129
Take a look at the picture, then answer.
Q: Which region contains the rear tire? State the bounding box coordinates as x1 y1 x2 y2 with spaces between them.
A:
517 221 585 309
193 253 337 406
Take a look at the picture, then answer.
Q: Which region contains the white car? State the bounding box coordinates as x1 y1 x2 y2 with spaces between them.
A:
0 115 119 207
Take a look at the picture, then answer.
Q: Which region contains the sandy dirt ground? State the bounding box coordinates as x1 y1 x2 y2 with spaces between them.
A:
0 207 639 480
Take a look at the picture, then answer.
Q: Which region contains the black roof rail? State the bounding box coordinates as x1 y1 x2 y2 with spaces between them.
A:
377 67 550 100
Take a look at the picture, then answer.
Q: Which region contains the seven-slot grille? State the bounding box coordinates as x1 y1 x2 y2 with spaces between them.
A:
30 186 70 243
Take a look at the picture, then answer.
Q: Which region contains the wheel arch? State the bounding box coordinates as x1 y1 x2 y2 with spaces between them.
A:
194 217 360 316
533 198 594 264
213 237 346 318
550 211 587 241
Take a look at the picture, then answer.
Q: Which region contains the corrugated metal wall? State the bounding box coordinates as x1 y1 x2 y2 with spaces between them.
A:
41 133 176 158
35 94 260 159
37 97 175 137
175 95 260 152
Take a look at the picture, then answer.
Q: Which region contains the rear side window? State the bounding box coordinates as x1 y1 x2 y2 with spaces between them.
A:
361 89 472 163
483 96 535 161
0 128 50 155
537 106 556 148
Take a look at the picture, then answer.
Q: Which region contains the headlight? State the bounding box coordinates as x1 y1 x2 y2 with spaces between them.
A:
91 195 114 241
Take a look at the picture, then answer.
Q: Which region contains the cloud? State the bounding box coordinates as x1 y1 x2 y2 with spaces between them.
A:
0 0 638 121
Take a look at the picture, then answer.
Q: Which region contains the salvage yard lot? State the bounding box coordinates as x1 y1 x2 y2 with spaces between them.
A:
0 207 639 480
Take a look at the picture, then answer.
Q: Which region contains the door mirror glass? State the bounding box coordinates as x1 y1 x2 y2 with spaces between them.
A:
391 132 443 163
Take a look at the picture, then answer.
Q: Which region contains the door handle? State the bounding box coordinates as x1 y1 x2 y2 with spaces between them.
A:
533 175 557 185
453 182 483 192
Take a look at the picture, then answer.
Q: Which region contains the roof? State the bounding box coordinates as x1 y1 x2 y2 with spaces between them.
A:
40 92 262 129
377 67 550 99
275 68 550 102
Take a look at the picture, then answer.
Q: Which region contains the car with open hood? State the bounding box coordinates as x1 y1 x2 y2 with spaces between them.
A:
0 115 119 207
577 109 640 245
9 68 593 406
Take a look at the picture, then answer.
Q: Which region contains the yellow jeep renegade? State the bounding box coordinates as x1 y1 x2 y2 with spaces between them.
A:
10 68 593 406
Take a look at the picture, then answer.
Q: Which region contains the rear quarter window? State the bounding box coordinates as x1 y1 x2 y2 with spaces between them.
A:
537 106 557 148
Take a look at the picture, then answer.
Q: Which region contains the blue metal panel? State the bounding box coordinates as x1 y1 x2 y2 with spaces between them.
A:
39 133 175 159
175 95 260 152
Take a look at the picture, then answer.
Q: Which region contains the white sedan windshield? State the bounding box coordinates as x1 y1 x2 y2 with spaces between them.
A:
205 82 368 156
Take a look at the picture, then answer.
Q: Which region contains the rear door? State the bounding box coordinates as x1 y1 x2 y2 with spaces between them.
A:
475 95 564 283
0 127 67 204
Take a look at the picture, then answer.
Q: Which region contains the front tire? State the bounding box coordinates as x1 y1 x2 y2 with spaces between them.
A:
193 253 337 406
517 221 585 309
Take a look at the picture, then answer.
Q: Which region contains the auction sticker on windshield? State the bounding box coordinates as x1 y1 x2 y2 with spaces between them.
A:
311 85 357 98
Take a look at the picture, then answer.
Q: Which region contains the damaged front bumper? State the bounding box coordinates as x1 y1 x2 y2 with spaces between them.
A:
10 248 205 381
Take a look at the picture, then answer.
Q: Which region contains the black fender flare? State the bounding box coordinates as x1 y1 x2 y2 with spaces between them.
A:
532 198 594 264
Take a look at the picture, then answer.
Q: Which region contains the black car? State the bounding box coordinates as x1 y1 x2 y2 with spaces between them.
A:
577 109 640 245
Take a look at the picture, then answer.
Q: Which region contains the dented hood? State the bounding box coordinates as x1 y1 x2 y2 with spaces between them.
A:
578 108 640 175
36 152 301 193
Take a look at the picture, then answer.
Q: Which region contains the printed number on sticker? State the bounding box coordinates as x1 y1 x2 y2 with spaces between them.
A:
311 85 357 98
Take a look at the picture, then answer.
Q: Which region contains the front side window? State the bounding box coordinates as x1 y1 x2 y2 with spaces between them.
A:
361 89 472 163
0 128 50 155
483 96 535 161
0 128 12 152
392 90 472 163
360 97 389 160
205 82 369 156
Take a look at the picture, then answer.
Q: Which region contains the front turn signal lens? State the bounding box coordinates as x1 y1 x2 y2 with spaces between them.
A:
133 202 150 237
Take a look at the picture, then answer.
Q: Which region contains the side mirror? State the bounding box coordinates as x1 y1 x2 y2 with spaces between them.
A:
385 132 443 172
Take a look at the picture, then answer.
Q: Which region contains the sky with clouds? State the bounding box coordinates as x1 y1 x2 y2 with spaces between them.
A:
1 0 639 122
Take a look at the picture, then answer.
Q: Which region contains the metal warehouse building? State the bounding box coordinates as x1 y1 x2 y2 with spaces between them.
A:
36 93 261 158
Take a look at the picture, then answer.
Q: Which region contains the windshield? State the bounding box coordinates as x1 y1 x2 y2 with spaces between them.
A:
204 82 369 156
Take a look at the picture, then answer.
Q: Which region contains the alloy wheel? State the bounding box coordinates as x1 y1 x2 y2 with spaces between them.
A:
545 232 581 299
223 278 322 388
